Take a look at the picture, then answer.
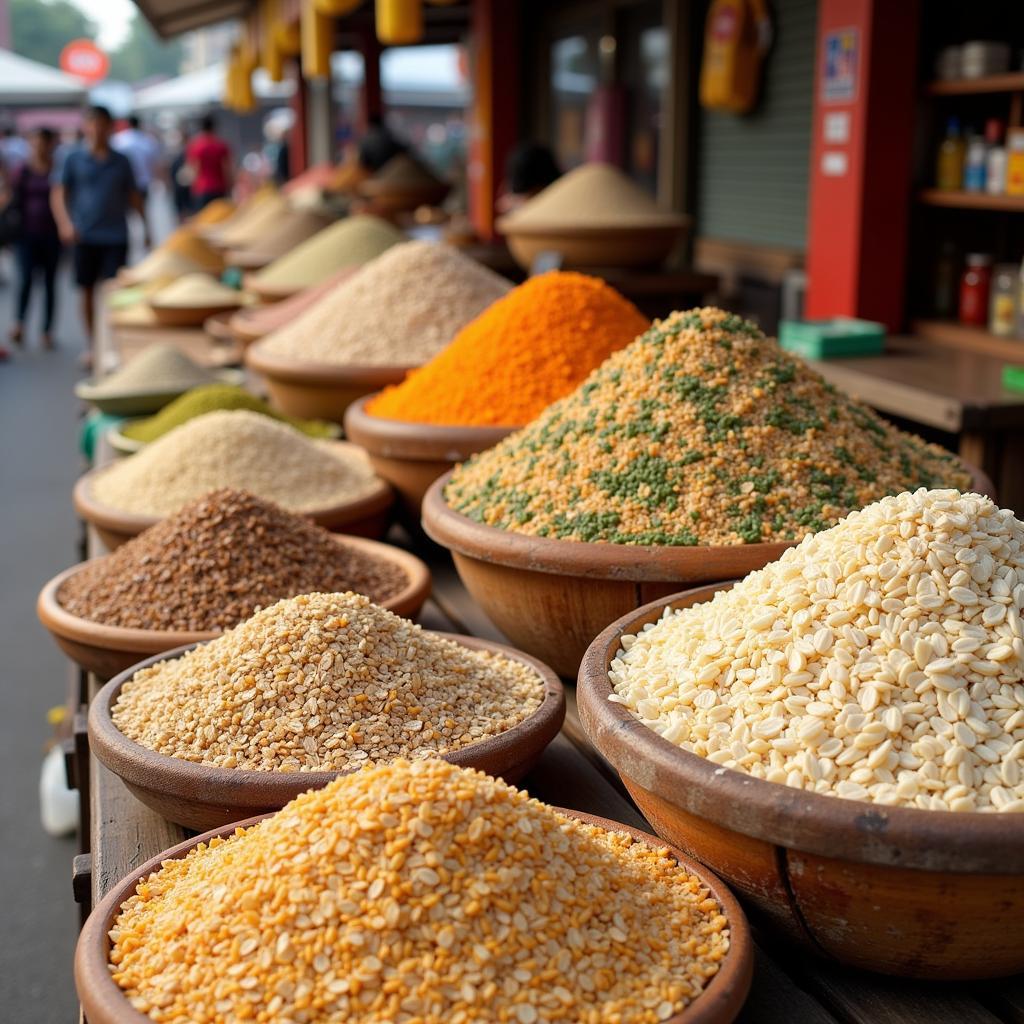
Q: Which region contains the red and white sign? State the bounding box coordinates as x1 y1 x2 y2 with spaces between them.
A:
60 39 109 84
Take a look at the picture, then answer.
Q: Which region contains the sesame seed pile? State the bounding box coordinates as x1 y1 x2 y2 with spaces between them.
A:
111 592 545 771
91 410 380 516
108 759 729 1023
58 490 408 632
258 241 511 367
610 489 1024 812
446 308 971 546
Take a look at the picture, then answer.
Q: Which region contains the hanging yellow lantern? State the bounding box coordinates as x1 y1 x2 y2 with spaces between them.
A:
301 0 332 79
260 0 286 81
315 0 361 14
275 18 302 56
223 52 241 111
376 0 422 45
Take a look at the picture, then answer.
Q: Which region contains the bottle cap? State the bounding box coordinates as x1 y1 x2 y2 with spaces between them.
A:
985 118 1004 144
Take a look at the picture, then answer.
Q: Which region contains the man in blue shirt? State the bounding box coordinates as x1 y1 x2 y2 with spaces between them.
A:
51 106 149 368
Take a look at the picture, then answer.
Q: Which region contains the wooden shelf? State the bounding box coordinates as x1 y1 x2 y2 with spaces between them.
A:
918 189 1024 211
927 72 1024 96
913 318 1024 361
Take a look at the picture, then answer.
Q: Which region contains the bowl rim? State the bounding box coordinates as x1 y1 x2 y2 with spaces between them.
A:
246 340 416 386
72 440 394 539
37 535 432 654
75 805 752 1024
422 471 797 582
496 215 692 235
88 631 566 811
344 394 518 458
577 583 1024 873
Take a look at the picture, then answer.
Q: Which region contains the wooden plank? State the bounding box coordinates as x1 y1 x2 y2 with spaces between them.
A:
982 979 1024 1024
912 319 1024 363
927 72 1024 96
735 947 840 1024
919 189 1024 212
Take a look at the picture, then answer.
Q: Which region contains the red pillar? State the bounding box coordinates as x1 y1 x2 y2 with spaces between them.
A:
468 0 519 241
804 0 919 330
359 29 383 133
289 61 309 177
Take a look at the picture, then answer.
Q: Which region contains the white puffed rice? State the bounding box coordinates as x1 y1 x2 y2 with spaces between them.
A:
609 489 1024 812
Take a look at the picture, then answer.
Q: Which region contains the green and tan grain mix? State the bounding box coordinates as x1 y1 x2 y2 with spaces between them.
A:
447 307 971 546
92 410 378 515
111 592 544 771
610 489 1024 812
108 759 729 1023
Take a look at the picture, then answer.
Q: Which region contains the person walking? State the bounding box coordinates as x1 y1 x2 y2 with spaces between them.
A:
8 127 61 352
186 114 231 210
51 106 148 369
112 115 160 203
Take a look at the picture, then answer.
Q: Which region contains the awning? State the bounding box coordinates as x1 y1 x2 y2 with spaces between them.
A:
0 48 88 107
132 62 293 113
133 0 253 39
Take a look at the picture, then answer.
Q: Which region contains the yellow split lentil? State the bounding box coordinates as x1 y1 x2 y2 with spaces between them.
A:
108 758 730 1023
446 307 971 546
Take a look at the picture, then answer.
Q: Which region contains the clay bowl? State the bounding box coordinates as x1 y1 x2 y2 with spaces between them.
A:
73 445 394 550
242 272 302 304
357 180 451 216
578 583 1024 979
422 461 995 678
36 538 431 682
89 633 566 830
225 247 274 270
203 308 237 343
246 342 412 424
497 219 690 272
149 301 246 328
76 807 751 1024
344 395 514 522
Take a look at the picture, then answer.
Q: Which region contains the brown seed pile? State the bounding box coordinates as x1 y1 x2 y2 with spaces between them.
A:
58 490 408 632
108 758 730 1023
111 592 545 772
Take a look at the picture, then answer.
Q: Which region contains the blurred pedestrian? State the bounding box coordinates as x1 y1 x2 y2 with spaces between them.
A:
0 127 29 175
112 115 161 203
186 114 231 210
357 115 407 173
9 127 61 352
51 106 148 369
497 143 562 214
169 128 193 220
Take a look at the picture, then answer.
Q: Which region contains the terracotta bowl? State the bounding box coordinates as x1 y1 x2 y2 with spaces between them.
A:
89 633 566 830
422 462 994 678
36 538 431 682
76 807 751 1024
246 342 412 424
73 446 394 550
344 395 514 523
202 309 237 343
225 248 276 270
497 220 690 272
357 180 451 216
242 272 303 304
577 583 1024 979
149 301 245 328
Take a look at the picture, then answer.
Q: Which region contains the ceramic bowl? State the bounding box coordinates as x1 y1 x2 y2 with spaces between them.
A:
89 633 566 830
577 584 1024 979
37 537 431 681
149 301 246 328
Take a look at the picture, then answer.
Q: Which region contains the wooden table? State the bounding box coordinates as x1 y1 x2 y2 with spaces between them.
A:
810 337 1024 507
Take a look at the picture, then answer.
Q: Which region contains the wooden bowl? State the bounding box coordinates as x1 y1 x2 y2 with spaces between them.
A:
497 220 690 271
89 632 566 830
76 807 751 1024
36 538 431 682
73 445 394 550
422 461 995 678
344 395 514 522
246 342 412 424
578 584 1024 979
149 301 245 328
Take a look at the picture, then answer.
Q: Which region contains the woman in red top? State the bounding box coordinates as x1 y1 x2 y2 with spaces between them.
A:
186 114 231 209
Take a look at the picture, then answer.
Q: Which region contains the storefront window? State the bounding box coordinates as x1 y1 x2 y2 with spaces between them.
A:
550 34 599 170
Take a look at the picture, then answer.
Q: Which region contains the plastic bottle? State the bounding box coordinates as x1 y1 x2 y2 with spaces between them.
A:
990 264 1017 337
959 253 992 327
964 134 988 191
1008 130 1024 196
986 119 1007 195
937 117 966 191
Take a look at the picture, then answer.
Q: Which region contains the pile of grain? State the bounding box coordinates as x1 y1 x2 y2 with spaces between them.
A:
228 267 354 341
610 489 1024 813
109 760 728 1022
447 307 972 546
189 197 234 225
159 227 225 272
121 250 202 284
150 274 244 309
215 192 290 248
120 384 336 443
228 208 331 262
251 214 403 292
368 152 443 189
258 241 511 366
91 410 379 515
85 344 220 398
111 592 545 770
502 162 684 229
59 490 407 631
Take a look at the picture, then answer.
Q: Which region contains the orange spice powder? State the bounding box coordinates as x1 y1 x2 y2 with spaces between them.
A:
366 270 649 427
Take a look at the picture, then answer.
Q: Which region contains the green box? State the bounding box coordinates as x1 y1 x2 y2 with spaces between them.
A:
779 318 886 359
1002 365 1024 393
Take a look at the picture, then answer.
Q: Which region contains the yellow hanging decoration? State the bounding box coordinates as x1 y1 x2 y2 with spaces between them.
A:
375 0 422 45
315 0 361 14
275 18 302 57
223 47 241 110
260 0 286 82
301 0 332 79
